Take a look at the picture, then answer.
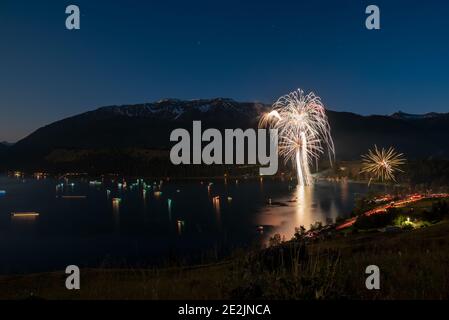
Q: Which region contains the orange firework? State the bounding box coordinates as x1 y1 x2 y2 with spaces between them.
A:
361 145 406 183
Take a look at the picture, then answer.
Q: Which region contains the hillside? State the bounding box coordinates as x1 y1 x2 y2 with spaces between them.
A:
0 142 9 155
2 220 449 300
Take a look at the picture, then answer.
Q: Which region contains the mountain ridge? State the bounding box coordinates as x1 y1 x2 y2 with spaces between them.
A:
2 98 449 173
390 110 448 120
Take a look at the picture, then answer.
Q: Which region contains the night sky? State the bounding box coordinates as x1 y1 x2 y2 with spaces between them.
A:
1 0 449 142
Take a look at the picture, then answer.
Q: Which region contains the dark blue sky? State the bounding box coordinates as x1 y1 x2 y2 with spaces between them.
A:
1 0 449 142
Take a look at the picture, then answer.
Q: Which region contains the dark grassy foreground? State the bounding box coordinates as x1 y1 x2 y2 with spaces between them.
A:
2 221 449 300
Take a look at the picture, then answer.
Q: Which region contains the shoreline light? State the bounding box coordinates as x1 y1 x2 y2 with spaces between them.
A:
11 212 39 217
58 195 87 199
154 191 162 197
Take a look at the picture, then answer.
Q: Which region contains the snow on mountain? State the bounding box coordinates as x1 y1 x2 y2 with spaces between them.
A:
93 98 268 120
390 111 447 120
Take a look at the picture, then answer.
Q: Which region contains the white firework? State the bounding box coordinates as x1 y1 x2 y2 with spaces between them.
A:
259 89 335 186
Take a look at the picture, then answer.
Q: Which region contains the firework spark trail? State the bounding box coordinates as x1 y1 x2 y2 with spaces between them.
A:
360 145 406 184
259 89 335 186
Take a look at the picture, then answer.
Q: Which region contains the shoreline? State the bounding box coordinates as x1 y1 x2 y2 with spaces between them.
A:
3 169 402 187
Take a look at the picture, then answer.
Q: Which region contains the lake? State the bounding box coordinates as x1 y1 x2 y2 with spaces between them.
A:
0 175 385 274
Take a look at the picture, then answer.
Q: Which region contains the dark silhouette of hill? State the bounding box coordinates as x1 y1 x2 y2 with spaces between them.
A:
2 98 449 174
0 143 8 154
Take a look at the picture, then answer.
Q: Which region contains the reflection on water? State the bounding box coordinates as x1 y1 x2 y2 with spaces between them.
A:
167 199 173 221
0 175 385 273
296 185 310 227
11 214 39 223
257 185 314 242
341 179 349 203
257 181 385 242
177 220 185 235
112 198 120 230
212 196 221 224
10 213 39 235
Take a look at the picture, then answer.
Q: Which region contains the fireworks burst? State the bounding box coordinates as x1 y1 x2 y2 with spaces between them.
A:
360 145 406 184
259 89 335 186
